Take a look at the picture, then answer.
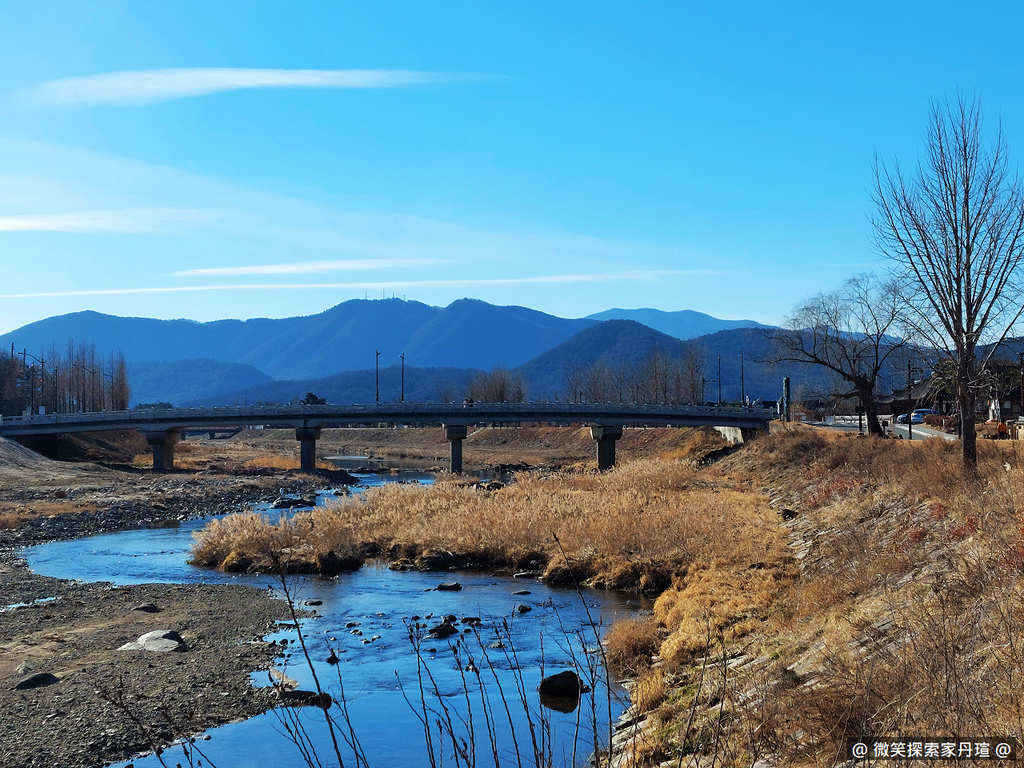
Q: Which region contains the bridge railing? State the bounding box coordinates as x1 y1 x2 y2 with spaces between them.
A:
0 401 773 425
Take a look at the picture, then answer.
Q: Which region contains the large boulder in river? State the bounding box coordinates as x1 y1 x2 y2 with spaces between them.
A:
539 670 588 698
315 549 363 575
415 548 463 571
118 630 188 652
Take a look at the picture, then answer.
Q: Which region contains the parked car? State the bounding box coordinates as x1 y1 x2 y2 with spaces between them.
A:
896 408 941 424
895 412 926 424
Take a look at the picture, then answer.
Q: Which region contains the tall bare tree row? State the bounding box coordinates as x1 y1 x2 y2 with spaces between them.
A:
467 367 528 403
0 342 130 417
562 344 709 405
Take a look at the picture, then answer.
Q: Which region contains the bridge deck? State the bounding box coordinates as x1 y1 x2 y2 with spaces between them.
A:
0 403 774 472
0 402 774 436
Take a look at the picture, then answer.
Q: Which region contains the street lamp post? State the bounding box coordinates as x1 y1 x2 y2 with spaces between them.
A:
906 361 922 441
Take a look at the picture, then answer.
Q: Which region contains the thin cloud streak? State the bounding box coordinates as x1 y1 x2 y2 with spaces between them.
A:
172 258 445 276
32 68 484 106
0 208 211 233
0 271 706 299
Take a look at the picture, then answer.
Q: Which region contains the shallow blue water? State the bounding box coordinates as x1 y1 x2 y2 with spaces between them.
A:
22 473 638 768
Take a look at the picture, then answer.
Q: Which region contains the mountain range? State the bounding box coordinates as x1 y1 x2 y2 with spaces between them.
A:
1 299 826 406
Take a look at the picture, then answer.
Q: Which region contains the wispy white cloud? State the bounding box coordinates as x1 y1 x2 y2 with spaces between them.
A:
31 68 483 106
0 271 699 299
172 258 444 276
0 208 211 233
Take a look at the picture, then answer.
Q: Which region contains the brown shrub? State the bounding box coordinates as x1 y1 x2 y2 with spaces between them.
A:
632 668 669 714
605 617 662 675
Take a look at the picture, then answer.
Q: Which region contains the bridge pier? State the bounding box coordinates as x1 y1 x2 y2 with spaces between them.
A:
144 430 181 472
713 426 766 444
296 427 322 471
444 425 468 474
590 425 623 471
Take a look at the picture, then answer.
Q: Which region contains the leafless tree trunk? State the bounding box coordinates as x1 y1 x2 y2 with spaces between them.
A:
768 274 904 436
874 96 1024 476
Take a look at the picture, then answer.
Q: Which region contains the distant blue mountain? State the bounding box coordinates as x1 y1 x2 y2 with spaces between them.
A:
2 299 801 405
129 359 273 407
585 308 768 340
0 298 596 382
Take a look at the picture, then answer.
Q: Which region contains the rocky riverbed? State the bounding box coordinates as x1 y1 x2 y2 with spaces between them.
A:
0 577 293 768
0 440 337 768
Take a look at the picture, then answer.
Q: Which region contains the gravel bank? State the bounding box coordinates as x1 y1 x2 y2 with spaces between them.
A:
0 458 334 768
0 579 292 768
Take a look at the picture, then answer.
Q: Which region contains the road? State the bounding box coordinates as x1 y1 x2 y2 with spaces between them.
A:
808 419 957 441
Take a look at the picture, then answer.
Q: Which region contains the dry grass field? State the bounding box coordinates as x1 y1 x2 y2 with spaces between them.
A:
185 424 1024 766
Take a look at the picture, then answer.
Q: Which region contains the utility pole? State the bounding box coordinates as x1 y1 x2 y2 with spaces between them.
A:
375 349 381 403
1011 352 1019 417
400 354 405 403
740 351 745 406
717 354 722 405
907 360 915 441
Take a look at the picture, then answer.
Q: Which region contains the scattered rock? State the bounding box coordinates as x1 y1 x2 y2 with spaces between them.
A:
14 672 59 690
118 630 188 652
130 602 161 613
436 582 462 592
269 669 298 690
515 604 532 614
279 689 333 709
512 590 531 595
15 661 33 676
303 599 323 607
428 621 459 639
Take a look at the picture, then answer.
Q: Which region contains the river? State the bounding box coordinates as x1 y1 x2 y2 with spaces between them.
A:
22 466 641 768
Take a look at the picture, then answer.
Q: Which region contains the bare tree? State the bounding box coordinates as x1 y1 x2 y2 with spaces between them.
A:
769 274 904 435
677 341 709 404
874 95 1024 474
467 366 527 403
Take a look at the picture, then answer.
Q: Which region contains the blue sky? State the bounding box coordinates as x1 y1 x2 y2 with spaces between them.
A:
0 2 1022 334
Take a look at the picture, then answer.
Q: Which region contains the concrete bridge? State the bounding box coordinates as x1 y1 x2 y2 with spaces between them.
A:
0 403 774 472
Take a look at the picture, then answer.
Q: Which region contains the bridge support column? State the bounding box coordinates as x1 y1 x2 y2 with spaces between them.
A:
590 425 623 471
144 430 181 472
444 425 468 474
296 427 322 471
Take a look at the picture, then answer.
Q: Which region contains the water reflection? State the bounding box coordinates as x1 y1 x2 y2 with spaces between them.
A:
22 471 639 768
